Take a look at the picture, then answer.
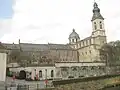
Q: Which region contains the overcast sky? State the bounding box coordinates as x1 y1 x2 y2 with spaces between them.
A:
0 0 120 44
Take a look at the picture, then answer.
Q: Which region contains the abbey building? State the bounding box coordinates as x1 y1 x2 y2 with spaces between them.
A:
3 2 107 64
69 2 106 62
3 2 108 80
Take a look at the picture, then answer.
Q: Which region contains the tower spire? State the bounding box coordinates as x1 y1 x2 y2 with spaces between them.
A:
91 2 104 21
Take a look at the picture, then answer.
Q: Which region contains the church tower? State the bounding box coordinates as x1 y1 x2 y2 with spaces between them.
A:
91 2 107 46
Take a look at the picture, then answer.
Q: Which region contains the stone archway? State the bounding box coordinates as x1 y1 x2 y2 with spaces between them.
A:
19 70 26 79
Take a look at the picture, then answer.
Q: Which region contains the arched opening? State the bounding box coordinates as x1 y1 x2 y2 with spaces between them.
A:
72 39 74 43
51 70 54 77
94 22 97 30
76 39 77 42
39 70 42 78
100 21 102 29
19 70 26 79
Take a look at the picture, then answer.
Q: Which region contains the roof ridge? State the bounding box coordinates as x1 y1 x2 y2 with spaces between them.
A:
20 43 48 45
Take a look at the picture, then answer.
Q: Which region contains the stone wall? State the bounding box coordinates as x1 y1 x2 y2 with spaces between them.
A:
55 66 106 79
53 74 120 90
9 66 56 80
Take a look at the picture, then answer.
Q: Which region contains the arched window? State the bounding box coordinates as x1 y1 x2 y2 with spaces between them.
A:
72 39 74 42
100 21 102 29
39 70 42 78
76 39 77 42
51 70 54 77
94 22 97 30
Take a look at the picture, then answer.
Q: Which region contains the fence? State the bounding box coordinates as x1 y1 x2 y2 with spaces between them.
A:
6 81 54 90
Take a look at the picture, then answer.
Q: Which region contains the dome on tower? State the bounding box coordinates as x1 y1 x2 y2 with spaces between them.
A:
91 2 104 21
69 29 80 39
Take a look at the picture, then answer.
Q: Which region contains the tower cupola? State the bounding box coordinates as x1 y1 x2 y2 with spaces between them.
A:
92 2 104 21
69 28 80 44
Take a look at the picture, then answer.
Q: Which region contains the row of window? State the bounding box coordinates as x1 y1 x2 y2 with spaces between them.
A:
79 50 92 56
72 39 78 43
94 21 103 30
75 39 92 49
39 70 54 78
